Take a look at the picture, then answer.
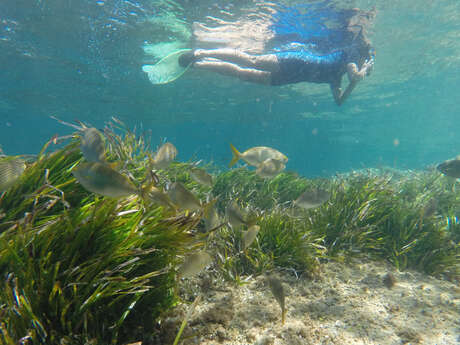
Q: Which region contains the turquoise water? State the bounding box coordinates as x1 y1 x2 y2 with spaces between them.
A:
1 0 460 176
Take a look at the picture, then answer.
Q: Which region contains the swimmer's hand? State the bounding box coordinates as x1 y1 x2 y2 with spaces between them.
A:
362 59 374 76
347 60 373 83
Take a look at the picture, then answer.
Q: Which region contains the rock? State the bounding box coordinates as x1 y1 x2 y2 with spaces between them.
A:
215 325 227 342
255 335 274 345
383 272 396 289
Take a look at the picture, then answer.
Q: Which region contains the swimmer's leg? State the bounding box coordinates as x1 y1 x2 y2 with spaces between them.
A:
194 48 279 72
193 59 272 84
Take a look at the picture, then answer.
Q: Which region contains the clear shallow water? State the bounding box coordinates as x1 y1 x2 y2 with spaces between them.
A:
1 0 460 176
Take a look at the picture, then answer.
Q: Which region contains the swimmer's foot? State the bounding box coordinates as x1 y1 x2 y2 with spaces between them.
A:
178 51 196 67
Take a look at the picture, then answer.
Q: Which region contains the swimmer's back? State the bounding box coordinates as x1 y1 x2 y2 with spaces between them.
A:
270 50 346 85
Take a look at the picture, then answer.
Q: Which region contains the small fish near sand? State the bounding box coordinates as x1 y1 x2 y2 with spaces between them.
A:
0 157 26 191
189 167 213 187
167 181 201 211
229 144 288 167
178 250 213 278
256 158 286 179
72 162 138 198
437 157 460 178
267 275 286 325
294 187 330 210
151 142 178 169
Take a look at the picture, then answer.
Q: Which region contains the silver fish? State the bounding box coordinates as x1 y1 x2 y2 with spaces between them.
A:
190 167 213 187
267 275 286 325
294 188 329 210
167 182 201 211
437 157 460 178
148 186 177 210
242 225 260 250
152 142 177 169
225 201 247 229
80 127 106 163
0 157 26 191
178 251 212 278
229 144 288 167
73 162 137 198
203 199 220 232
256 158 285 179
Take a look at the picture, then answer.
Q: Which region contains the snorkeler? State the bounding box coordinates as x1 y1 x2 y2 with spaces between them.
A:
178 5 376 106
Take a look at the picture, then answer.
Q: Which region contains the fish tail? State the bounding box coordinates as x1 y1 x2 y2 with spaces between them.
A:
229 143 241 167
281 308 286 325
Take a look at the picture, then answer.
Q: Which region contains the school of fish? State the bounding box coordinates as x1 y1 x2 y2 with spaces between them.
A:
3 118 457 325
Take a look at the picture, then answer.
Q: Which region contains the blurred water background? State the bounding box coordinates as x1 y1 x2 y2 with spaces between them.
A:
1 0 459 176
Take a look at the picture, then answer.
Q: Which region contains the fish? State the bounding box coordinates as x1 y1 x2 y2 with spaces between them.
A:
80 127 106 163
294 188 329 210
190 167 213 187
178 250 212 278
0 157 26 191
229 144 288 167
267 275 286 325
225 201 248 229
50 115 105 162
242 225 260 250
151 142 177 169
148 185 177 210
437 157 460 178
256 158 286 179
72 162 138 198
167 182 201 211
203 199 220 232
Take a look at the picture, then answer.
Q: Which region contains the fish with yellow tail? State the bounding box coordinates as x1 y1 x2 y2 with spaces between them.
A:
229 144 288 168
72 162 139 198
189 167 213 187
167 181 202 211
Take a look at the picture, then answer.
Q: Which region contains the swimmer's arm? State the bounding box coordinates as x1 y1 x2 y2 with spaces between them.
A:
331 60 374 106
330 79 357 106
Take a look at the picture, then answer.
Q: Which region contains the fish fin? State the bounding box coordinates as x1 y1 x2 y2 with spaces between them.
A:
229 143 241 167
49 115 83 131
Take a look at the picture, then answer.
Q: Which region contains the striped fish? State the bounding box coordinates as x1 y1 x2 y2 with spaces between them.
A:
0 157 26 191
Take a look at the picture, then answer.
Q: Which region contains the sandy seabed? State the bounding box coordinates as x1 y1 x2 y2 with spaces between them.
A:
157 258 459 345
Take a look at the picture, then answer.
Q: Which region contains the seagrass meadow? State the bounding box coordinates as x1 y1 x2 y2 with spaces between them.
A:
0 126 459 345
